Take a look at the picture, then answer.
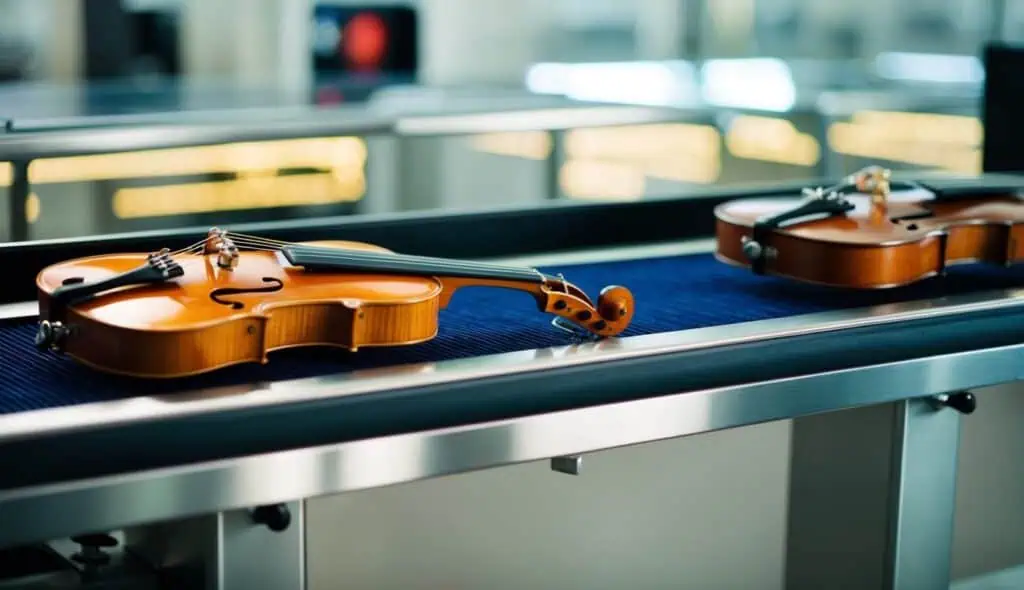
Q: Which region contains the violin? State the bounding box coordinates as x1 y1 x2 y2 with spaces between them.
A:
714 165 1024 289
33 229 635 378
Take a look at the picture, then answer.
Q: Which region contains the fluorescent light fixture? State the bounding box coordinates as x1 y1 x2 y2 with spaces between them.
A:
873 52 984 84
699 58 797 112
525 61 701 107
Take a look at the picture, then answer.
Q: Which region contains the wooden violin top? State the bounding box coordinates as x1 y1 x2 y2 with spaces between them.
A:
714 167 1024 289
715 191 1024 246
36 241 441 332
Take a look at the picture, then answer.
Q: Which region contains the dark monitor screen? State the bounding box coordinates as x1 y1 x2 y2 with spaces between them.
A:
982 43 1024 173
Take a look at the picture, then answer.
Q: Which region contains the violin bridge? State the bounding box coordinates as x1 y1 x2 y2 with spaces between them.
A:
204 227 240 270
849 165 892 206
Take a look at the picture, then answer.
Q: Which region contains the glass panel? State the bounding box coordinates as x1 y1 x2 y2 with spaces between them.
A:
23 137 368 240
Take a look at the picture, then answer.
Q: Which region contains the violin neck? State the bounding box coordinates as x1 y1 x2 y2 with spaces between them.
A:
281 245 545 284
912 173 1024 200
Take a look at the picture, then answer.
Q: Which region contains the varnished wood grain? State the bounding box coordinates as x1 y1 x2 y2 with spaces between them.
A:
35 239 635 378
714 190 1024 289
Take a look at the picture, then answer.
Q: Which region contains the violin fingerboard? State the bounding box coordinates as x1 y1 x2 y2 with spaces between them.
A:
910 172 1024 199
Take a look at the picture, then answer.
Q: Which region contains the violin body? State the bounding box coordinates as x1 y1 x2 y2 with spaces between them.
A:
715 167 1024 289
35 235 634 378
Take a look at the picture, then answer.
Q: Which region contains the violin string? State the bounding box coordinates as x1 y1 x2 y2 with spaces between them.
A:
224 238 281 251
284 249 544 279
169 240 207 256
201 230 549 282
171 232 584 303
159 232 599 314
224 230 546 278
227 232 292 248
281 253 542 282
225 231 531 274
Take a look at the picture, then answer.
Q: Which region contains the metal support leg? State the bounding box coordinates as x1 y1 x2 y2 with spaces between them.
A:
785 398 963 590
125 501 306 590
8 160 29 242
544 130 565 200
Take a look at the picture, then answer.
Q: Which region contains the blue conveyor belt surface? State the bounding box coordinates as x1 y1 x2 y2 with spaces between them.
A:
2 252 1024 415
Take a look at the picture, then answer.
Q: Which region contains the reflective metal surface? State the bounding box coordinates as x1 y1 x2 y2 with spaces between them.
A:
1 340 1022 548
887 398 962 589
2 279 1022 446
0 111 394 160
0 99 705 161
953 564 1024 589
786 397 963 590
395 104 684 135
2 237 1023 549
124 501 306 590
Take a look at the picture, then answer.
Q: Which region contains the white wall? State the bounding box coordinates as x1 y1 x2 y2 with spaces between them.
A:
306 419 791 590
303 382 1024 588
0 0 81 82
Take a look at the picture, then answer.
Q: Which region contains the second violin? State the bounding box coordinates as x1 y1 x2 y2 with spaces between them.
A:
715 166 1024 289
34 229 635 378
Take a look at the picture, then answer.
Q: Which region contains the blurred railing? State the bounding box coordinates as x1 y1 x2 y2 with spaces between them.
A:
0 64 985 243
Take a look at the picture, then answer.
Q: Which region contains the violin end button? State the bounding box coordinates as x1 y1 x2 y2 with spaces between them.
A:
34 320 51 350
741 239 763 261
35 320 69 353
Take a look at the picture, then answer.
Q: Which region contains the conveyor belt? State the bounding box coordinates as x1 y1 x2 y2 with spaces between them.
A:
2 251 1024 416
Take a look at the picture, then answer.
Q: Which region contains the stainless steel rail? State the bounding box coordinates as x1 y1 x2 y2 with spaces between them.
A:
0 97 710 241
0 337 1013 589
0 284 1020 446
0 237 1018 588
3 340 1017 541
0 102 695 159
0 115 395 161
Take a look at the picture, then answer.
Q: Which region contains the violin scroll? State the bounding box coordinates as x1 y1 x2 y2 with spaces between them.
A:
542 279 634 338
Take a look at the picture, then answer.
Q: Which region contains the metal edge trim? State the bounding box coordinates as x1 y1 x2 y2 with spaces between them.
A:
394 104 691 135
0 102 697 160
2 285 1023 443
2 340 1021 548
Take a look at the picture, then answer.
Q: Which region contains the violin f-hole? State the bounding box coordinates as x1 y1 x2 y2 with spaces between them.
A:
890 211 935 223
210 277 284 310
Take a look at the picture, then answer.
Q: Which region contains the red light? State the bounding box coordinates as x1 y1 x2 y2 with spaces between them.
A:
342 12 388 70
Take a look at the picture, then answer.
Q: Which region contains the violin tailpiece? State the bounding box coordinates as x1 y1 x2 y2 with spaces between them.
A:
50 250 184 307
745 188 856 274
